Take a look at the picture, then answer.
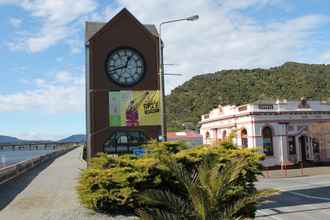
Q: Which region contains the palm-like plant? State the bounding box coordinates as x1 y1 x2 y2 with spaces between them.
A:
136 157 256 220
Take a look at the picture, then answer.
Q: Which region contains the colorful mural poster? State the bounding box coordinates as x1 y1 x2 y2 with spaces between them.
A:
109 90 160 127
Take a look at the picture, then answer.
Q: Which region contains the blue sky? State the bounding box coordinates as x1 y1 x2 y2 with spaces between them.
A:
0 0 329 140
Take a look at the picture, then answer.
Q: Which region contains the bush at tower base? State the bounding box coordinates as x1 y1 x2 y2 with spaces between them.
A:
77 141 264 217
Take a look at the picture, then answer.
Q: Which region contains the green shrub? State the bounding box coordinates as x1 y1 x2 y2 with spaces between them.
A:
137 157 257 220
77 153 163 213
77 142 263 217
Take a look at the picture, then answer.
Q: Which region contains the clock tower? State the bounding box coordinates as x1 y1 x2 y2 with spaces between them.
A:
85 8 161 159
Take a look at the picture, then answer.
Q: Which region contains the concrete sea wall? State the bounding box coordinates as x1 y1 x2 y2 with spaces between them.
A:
0 146 77 185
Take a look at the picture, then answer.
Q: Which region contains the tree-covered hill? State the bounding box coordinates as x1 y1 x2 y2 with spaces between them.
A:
166 62 330 130
0 135 21 143
59 134 86 143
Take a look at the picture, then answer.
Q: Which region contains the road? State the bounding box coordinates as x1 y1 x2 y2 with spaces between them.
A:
2 146 329 220
0 147 135 220
256 174 330 220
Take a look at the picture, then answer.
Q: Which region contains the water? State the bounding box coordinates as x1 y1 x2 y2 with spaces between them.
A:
0 150 56 169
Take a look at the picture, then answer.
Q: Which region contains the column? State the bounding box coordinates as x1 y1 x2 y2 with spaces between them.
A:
279 123 289 164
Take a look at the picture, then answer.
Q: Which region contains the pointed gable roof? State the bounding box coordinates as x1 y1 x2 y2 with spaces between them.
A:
86 8 158 43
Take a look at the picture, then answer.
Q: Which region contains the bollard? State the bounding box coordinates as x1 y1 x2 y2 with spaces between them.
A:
264 166 271 178
267 167 271 178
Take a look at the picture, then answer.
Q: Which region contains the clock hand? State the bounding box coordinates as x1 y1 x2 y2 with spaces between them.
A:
125 56 133 68
110 65 126 72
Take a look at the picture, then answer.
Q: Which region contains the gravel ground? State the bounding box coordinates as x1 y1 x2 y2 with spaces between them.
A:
0 147 136 220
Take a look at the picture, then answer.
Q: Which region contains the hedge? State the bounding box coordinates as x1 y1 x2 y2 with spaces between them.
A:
77 141 264 217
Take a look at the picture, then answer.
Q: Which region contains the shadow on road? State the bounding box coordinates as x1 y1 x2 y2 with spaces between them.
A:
0 158 56 211
258 186 330 218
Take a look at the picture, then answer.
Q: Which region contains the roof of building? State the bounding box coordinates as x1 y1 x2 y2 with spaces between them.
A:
201 99 330 124
85 8 159 43
167 131 203 140
85 22 158 42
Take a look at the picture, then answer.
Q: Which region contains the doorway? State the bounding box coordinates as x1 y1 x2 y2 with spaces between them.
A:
299 136 307 162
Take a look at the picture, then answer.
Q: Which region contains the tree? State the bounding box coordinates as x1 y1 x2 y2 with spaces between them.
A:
137 157 256 220
166 62 330 130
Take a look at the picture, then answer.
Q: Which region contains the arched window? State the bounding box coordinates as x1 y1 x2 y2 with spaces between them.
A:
241 129 248 147
262 127 273 156
222 130 227 140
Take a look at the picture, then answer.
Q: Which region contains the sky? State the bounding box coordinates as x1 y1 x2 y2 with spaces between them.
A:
0 0 329 140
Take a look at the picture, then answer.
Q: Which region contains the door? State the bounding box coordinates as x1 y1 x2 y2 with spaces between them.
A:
299 136 307 162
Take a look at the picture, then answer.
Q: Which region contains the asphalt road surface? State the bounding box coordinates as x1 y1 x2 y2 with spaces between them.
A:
256 174 330 220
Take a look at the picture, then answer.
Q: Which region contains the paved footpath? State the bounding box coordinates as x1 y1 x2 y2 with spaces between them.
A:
0 147 136 220
256 174 330 220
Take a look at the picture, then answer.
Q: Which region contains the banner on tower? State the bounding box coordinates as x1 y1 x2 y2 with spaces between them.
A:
109 90 160 127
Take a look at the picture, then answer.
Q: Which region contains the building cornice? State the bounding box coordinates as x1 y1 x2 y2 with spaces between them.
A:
200 111 330 125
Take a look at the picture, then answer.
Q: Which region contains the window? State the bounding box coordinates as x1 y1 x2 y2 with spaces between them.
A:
312 138 320 153
241 129 248 147
288 136 296 155
262 127 273 156
258 104 274 110
238 105 247 111
104 131 147 154
222 130 227 139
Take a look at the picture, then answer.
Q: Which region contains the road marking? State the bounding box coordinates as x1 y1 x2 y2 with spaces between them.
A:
279 182 330 191
288 191 330 202
257 210 283 220
279 184 313 190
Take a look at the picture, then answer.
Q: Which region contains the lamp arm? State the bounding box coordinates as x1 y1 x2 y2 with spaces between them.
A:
160 18 190 26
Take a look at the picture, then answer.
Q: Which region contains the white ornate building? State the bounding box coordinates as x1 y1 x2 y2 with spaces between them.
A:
200 99 330 167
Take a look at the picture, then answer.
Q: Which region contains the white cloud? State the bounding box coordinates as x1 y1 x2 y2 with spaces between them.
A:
320 51 330 64
54 71 74 83
13 131 69 141
89 5 120 21
3 0 329 93
66 37 83 54
103 0 329 94
35 78 45 86
6 0 97 52
9 17 22 28
0 70 84 114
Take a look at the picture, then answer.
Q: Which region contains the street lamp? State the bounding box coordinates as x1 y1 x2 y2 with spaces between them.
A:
158 14 199 141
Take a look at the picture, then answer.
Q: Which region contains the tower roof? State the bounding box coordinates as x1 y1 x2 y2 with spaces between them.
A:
85 8 158 43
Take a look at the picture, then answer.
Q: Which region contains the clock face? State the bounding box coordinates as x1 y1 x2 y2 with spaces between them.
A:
105 48 145 86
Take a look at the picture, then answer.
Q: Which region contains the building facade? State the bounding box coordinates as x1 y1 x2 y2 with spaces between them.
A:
85 9 161 159
200 99 330 167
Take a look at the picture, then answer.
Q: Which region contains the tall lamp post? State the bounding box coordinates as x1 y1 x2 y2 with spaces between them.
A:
158 15 199 141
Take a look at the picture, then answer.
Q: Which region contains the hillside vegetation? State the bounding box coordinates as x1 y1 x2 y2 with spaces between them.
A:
0 135 21 143
166 62 330 130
